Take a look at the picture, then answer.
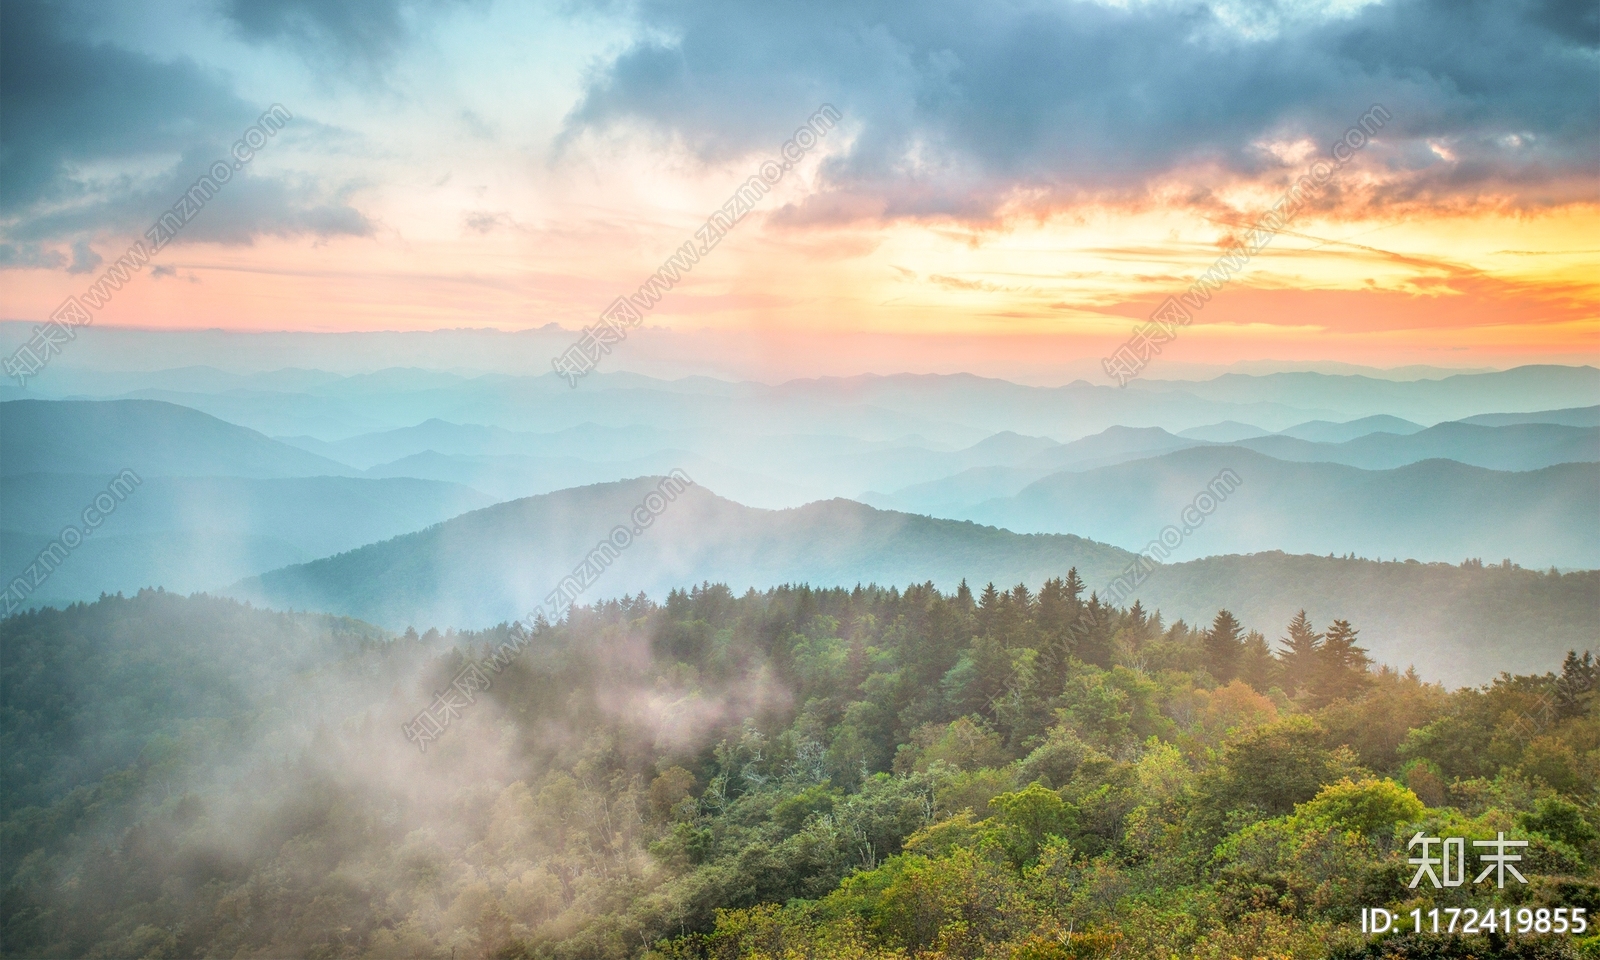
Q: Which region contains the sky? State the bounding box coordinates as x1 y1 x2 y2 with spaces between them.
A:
0 0 1596 382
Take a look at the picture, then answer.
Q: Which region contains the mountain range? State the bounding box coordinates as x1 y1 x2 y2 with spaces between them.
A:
231 477 1136 633
5 393 1597 608
15 363 1598 443
0 474 496 603
4 364 1597 687
967 446 1599 568
864 421 1598 526
0 399 356 478
226 476 1597 686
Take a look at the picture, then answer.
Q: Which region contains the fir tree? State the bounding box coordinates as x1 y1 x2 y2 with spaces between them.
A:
1203 609 1245 682
977 581 1001 633
1064 567 1084 604
1238 630 1276 692
1034 577 1078 697
1276 609 1323 698
1314 618 1371 703
1127 599 1149 637
1555 649 1596 718
1078 592 1115 668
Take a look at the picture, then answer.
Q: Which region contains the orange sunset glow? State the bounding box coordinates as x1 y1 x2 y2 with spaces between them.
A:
3 0 1595 379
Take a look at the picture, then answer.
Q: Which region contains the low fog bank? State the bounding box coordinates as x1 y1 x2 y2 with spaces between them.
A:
5 582 1595 958
2 588 792 958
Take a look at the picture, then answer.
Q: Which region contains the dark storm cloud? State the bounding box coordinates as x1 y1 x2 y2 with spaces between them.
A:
0 1 371 265
0 2 243 216
567 0 1599 222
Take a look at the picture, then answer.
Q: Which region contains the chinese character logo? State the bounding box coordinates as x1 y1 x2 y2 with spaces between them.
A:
1407 832 1529 889
1473 832 1529 888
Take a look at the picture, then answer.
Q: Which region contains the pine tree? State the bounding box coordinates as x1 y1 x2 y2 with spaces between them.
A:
1238 630 1277 692
977 582 1001 633
989 583 1033 638
1276 609 1323 698
1203 609 1244 682
1064 568 1084 604
1555 649 1596 719
1127 599 1148 636
1034 577 1079 698
1314 618 1371 703
1078 593 1115 668
1036 578 1072 633
955 578 975 613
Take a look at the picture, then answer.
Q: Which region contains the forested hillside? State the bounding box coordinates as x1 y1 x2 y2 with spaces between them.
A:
230 477 1600 685
1137 553 1600 686
2 585 1595 958
968 448 1600 570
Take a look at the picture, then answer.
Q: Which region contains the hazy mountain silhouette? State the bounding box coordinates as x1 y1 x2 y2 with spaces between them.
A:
1458 405 1600 428
32 365 1598 446
969 446 1599 567
362 449 813 508
867 422 1598 522
1128 365 1600 422
1176 421 1271 442
1129 552 1597 686
230 477 1138 631
1025 425 1198 470
1235 422 1598 471
1274 414 1424 443
1 474 497 604
222 476 1598 686
0 399 357 478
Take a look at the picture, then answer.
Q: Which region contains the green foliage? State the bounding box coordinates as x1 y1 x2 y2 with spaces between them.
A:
989 783 1079 868
1204 715 1360 820
1522 796 1600 865
2 585 1595 959
1293 778 1425 837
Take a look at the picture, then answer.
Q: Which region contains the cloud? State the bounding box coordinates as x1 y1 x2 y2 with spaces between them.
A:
0 243 66 270
564 0 1599 224
66 239 102 274
464 210 510 234
0 2 244 217
219 0 473 77
0 1 372 266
